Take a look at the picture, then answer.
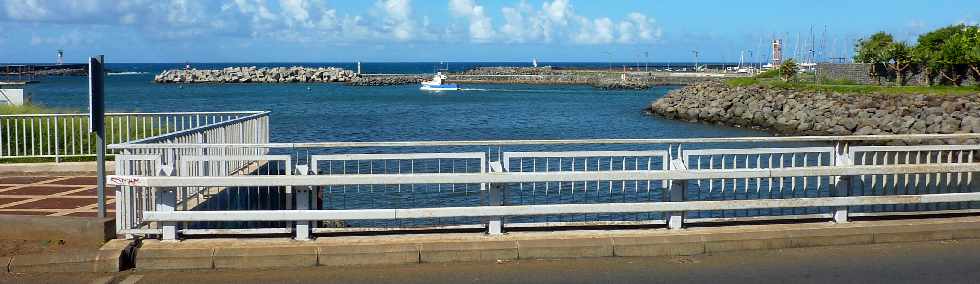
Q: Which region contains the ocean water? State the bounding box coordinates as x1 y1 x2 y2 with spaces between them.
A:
23 62 767 144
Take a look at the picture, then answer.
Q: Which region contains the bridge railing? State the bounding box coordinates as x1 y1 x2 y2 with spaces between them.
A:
111 111 270 235
0 111 267 161
106 134 980 240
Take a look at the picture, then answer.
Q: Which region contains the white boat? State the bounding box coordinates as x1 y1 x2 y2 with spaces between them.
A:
420 72 459 91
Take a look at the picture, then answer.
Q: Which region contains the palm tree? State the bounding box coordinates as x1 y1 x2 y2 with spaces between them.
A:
779 59 798 82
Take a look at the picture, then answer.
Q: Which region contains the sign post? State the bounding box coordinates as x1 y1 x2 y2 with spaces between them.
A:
89 55 106 218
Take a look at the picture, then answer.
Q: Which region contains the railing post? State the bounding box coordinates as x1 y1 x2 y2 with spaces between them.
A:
0 117 4 158
487 160 504 235
294 164 312 240
157 164 178 241
666 145 687 229
53 117 60 163
833 142 852 223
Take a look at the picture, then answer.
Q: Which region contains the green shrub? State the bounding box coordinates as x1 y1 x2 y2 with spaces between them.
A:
817 77 859 85
0 104 68 115
754 69 780 78
726 77 759 87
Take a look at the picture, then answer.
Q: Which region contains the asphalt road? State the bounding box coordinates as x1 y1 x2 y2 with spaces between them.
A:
4 239 980 284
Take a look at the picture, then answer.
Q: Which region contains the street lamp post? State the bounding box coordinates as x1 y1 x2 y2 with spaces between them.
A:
644 51 649 72
692 50 700 72
603 51 612 71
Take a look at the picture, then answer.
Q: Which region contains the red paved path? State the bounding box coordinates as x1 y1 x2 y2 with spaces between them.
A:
0 176 114 217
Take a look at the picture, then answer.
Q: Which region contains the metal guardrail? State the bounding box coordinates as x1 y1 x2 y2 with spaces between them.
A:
0 111 266 161
112 111 271 235
106 133 980 241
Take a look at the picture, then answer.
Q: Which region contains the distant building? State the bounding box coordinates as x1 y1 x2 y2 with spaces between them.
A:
771 39 782 67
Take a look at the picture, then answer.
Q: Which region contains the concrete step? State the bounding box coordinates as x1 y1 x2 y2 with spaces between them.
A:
133 215 980 271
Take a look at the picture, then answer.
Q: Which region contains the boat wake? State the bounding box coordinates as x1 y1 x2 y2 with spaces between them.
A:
460 88 604 94
108 72 148 76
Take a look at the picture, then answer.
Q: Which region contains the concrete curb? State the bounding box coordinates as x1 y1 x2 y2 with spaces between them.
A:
420 240 518 263
0 215 115 248
128 215 980 271
6 239 134 273
518 238 613 259
0 161 115 176
318 243 419 266
136 245 214 271
213 245 317 270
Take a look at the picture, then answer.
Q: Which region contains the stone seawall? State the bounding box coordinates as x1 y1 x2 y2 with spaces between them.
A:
153 66 355 83
648 82 980 140
345 75 424 86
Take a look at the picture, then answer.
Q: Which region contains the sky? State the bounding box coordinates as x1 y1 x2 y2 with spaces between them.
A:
0 0 977 63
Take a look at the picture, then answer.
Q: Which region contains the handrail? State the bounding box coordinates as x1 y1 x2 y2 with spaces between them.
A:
107 133 980 150
108 162 980 187
0 111 266 118
119 111 270 145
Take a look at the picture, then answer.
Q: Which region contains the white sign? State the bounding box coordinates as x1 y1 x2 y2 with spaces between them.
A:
0 88 27 106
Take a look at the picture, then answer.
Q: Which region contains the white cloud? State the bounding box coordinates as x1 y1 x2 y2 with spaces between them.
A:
1 0 662 46
574 17 613 44
5 0 50 20
449 0 494 42
542 0 570 25
280 0 312 28
497 0 661 45
377 0 415 41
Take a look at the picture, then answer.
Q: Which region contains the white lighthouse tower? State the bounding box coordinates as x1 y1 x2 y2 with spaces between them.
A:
57 49 64 65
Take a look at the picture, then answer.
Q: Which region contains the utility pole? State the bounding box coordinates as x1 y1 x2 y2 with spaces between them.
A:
603 51 612 71
692 50 700 72
644 51 649 72
88 55 106 218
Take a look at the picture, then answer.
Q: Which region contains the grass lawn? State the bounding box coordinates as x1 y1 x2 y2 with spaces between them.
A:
1 103 159 163
0 104 72 115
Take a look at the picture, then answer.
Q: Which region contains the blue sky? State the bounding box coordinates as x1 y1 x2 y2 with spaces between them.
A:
0 0 977 63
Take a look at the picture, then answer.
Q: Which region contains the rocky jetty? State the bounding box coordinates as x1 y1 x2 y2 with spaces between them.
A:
459 66 560 75
153 66 355 83
648 82 980 140
590 79 650 90
345 75 424 86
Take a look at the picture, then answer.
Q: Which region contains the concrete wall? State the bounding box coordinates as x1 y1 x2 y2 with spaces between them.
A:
0 88 28 105
0 215 114 248
816 63 978 86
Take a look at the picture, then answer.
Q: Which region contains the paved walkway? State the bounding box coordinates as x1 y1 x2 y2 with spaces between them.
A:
4 238 980 283
0 176 113 217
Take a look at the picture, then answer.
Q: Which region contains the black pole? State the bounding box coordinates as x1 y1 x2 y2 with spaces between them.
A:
89 55 106 218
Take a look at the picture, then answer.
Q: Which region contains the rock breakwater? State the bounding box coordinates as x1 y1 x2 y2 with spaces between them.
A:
345 75 424 86
590 79 650 90
648 82 980 140
153 66 355 83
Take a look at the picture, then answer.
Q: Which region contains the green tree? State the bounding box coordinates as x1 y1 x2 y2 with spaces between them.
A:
854 32 893 85
884 42 913 85
779 58 798 82
955 26 980 78
913 24 966 85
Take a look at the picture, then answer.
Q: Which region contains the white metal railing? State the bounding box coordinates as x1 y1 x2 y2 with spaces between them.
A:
112 111 270 235
106 133 980 241
0 111 266 161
